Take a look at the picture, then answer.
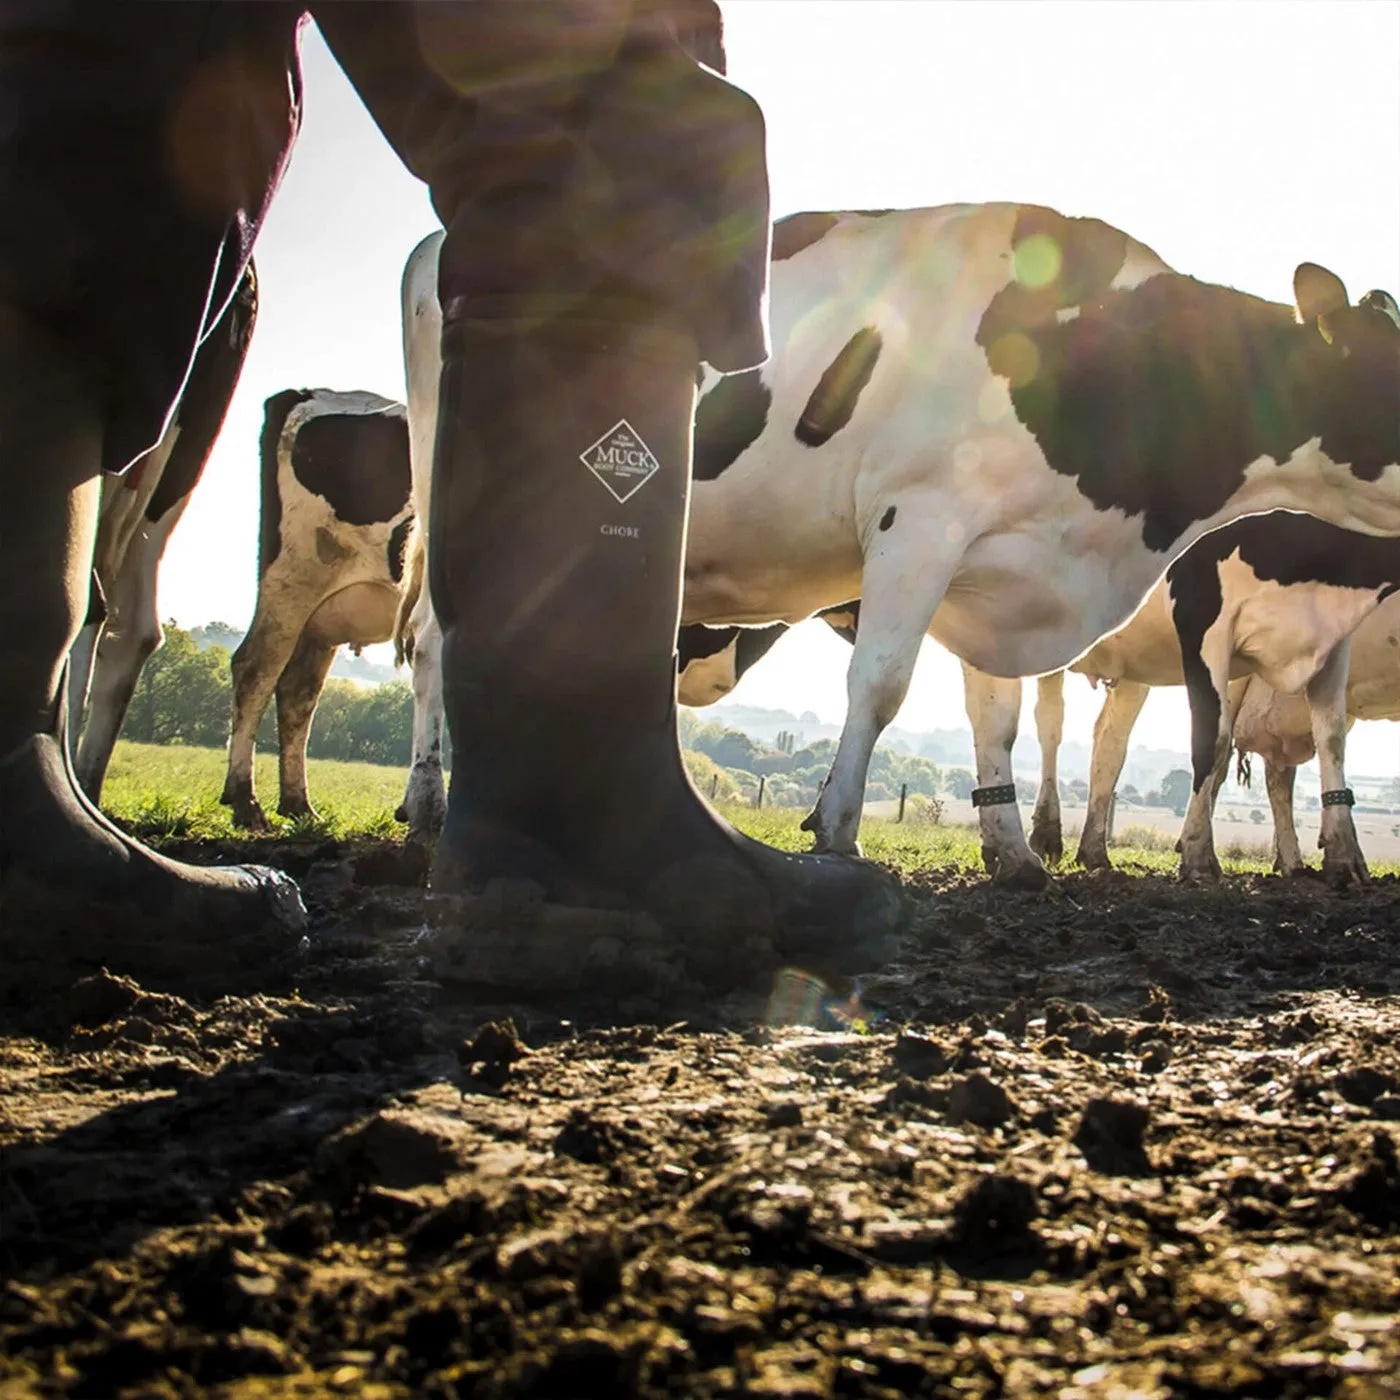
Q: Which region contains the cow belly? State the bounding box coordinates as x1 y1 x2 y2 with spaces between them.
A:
304 584 399 650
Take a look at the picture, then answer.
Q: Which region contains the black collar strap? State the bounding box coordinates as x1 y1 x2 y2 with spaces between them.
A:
971 783 1018 808
1321 788 1355 808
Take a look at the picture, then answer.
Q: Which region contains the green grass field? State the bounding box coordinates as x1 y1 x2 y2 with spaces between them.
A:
96 740 1321 879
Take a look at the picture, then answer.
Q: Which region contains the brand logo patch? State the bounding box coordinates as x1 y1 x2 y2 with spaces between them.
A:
580 420 660 503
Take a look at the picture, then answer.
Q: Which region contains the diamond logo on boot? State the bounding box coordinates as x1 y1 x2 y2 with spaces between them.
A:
580 420 660 503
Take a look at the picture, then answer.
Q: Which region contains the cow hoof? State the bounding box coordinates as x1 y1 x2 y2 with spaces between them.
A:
1179 861 1222 884
1028 824 1064 867
394 802 409 823
1322 860 1369 889
277 800 315 821
231 803 269 833
991 860 1050 891
1076 848 1113 873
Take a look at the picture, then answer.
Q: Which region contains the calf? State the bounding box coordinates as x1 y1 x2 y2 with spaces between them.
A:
68 263 258 801
221 388 413 829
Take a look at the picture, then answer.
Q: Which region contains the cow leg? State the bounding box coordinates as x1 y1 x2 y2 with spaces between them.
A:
1264 759 1305 874
959 663 1045 887
1029 671 1065 866
396 607 447 841
222 591 318 830
74 517 173 801
66 620 101 755
1306 639 1367 886
0 303 303 986
273 631 338 820
1176 623 1235 880
1078 679 1150 871
803 536 954 854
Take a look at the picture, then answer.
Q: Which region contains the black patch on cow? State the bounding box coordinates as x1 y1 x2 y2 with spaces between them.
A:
772 212 841 263
387 515 413 584
795 328 882 447
677 624 740 671
257 388 313 574
879 506 896 531
1169 510 1400 599
145 263 258 525
733 622 788 680
289 409 411 527
976 205 1400 555
818 600 861 646
693 369 771 480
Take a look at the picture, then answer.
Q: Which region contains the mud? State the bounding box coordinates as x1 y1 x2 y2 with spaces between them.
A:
3 840 1399 1397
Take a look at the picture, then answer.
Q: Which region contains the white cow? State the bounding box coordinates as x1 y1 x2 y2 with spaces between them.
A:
67 263 258 802
398 205 1400 869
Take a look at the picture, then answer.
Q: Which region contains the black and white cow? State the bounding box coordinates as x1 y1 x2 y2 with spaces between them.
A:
220 388 414 830
679 204 1399 859
1063 509 1400 882
397 205 1400 866
68 263 258 802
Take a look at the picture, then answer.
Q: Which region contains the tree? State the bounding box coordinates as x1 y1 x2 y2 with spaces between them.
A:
944 768 975 800
1160 769 1193 815
1250 808 1265 825
124 625 232 748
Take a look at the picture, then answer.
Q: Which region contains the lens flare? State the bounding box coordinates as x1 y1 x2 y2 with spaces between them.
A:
1013 233 1062 290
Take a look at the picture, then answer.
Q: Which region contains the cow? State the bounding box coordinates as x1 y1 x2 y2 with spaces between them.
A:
1006 505 1400 884
220 388 414 830
397 205 1399 869
67 263 258 802
1229 592 1400 875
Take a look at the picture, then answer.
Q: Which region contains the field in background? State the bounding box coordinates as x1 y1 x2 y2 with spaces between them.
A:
95 740 1388 879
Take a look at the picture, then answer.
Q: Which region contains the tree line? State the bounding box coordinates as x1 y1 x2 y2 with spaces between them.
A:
111 625 1204 812
117 625 415 766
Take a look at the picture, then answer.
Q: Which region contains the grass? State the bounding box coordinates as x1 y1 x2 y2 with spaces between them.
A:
101 741 409 842
103 741 1392 879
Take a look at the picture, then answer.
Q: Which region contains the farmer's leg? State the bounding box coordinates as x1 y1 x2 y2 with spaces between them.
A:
316 3 906 996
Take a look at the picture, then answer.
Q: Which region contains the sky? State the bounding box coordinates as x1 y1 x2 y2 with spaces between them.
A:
157 1 1400 771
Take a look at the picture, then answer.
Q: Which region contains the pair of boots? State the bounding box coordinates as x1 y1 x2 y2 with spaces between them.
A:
0 307 904 999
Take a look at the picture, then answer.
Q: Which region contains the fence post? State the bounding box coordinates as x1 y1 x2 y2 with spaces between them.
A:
756 775 766 809
898 783 908 822
710 772 718 800
1107 790 1117 843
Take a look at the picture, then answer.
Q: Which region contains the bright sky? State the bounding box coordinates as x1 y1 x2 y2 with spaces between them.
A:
158 2 1400 771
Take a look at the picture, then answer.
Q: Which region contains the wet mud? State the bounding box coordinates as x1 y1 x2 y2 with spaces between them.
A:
3 840 1399 1397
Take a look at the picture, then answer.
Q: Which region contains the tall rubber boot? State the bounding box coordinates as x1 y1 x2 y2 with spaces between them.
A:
423 309 907 1000
0 303 306 997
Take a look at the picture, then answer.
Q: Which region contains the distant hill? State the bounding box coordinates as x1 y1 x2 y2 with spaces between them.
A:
703 699 1192 788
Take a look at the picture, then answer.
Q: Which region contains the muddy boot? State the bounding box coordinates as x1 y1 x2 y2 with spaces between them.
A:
0 305 306 995
421 313 907 1002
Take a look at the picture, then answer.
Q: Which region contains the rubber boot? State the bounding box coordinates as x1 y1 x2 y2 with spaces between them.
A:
422 310 907 1000
0 303 306 996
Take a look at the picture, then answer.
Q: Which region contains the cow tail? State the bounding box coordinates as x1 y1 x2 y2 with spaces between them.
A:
1234 747 1252 789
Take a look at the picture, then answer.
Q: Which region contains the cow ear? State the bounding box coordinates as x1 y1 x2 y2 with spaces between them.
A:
1294 262 1350 326
1360 289 1400 329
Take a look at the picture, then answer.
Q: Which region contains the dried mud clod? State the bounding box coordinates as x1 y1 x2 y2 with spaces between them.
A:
1072 1097 1153 1176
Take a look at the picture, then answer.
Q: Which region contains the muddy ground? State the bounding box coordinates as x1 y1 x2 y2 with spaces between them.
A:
3 840 1399 1398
